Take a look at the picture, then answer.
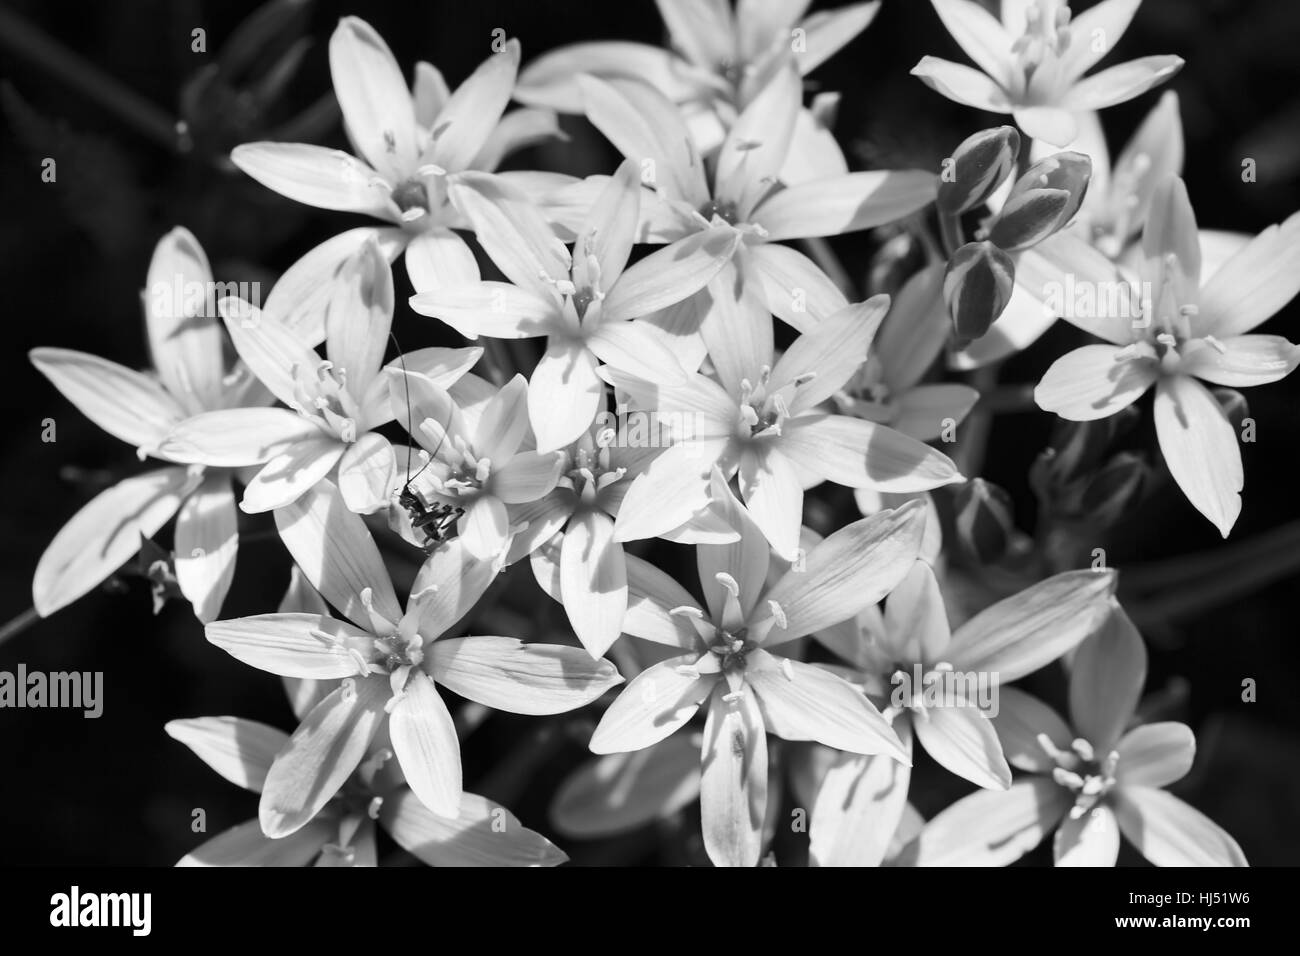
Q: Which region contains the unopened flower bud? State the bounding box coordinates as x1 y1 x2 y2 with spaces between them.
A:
1079 452 1148 525
944 240 1015 343
989 151 1092 251
937 126 1021 215
954 478 1017 564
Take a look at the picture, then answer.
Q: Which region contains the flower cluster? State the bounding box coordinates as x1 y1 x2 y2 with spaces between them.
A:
29 0 1288 867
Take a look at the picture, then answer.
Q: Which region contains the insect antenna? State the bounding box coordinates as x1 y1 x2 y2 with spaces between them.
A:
388 331 443 491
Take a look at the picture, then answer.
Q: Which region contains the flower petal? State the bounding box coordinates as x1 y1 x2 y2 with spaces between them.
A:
930 0 1017 89
1060 56 1184 112
612 439 726 542
758 500 927 643
177 818 331 867
161 408 326 467
1034 347 1156 422
428 636 622 715
1012 106 1078 147
573 158 641 293
578 74 709 208
753 171 937 241
390 670 462 817
30 348 185 452
528 342 603 453
809 729 912 866
410 281 559 339
1115 722 1195 789
404 228 481 293
165 716 289 793
744 243 849 333
1198 210 1300 337
336 433 396 514
33 467 196 617
1153 375 1242 537
913 703 1011 790
623 554 702 648
240 438 344 514
772 296 888 411
230 142 398 219
738 445 803 560
588 655 713 754
143 226 223 412
993 687 1074 773
749 653 908 760
945 569 1118 681
427 41 521 174
382 788 566 866
560 509 628 658
601 226 740 323
1054 804 1120 866
1112 786 1246 866
259 676 388 837
911 56 1012 112
449 172 571 299
907 777 1071 866
781 414 963 491
715 66 801 214
700 686 768 868
174 472 239 623
273 479 403 628
552 736 701 838
206 612 374 678
1179 335 1300 388
1068 604 1146 751
328 17 418 180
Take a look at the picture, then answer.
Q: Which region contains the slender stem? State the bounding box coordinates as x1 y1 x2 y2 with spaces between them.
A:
1123 518 1300 595
937 209 965 258
956 364 1000 477
0 607 41 648
0 7 182 152
798 236 855 301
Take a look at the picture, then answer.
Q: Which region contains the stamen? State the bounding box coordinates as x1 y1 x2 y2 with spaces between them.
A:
767 599 787 630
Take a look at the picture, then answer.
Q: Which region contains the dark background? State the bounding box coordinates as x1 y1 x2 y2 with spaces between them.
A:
1 0 1298 865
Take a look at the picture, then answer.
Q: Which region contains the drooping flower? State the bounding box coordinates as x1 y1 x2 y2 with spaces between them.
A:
204 480 620 834
160 240 480 515
410 158 738 452
516 0 881 183
913 0 1183 147
906 604 1246 866
166 714 566 867
1035 176 1300 536
230 17 567 325
387 371 565 561
30 228 269 622
575 65 936 332
607 294 963 557
808 560 1117 865
589 479 924 866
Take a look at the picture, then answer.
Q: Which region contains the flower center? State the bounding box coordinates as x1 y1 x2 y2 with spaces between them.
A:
1040 734 1119 819
737 366 812 440
561 439 626 507
290 359 359 441
699 198 740 226
1011 0 1071 76
391 177 430 215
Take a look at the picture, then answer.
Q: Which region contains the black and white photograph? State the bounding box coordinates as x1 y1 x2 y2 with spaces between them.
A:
0 0 1294 916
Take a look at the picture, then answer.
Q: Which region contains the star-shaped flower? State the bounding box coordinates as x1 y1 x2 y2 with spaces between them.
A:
30 228 269 621
161 240 480 515
411 158 738 452
589 480 924 866
204 481 620 834
230 17 567 331
913 0 1183 147
808 560 1117 865
906 604 1246 866
1035 176 1300 536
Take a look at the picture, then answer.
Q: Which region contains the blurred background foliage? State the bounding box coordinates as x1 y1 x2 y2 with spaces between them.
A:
1 0 1297 865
